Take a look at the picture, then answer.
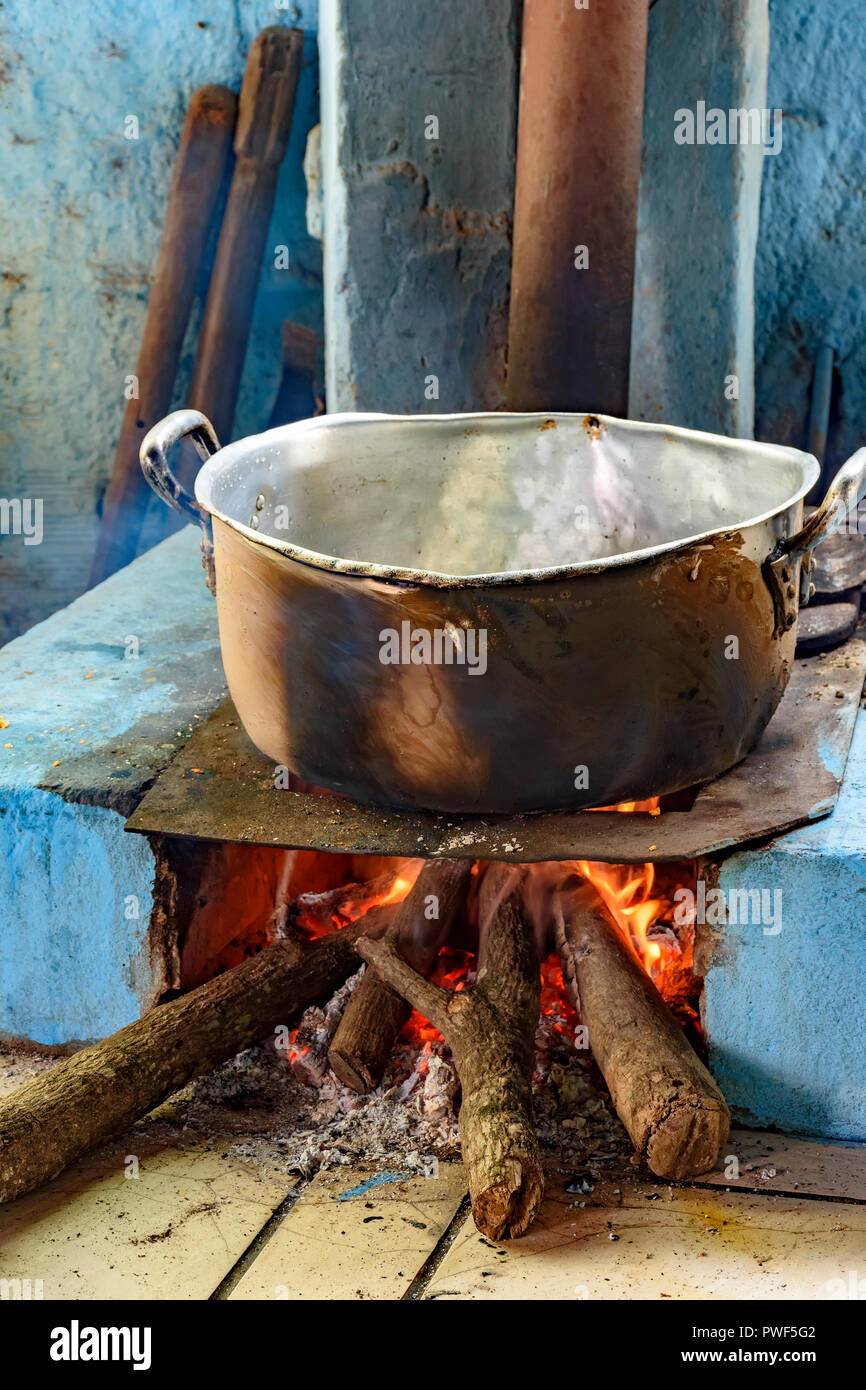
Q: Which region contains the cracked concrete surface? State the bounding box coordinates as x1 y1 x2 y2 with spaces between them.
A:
319 0 518 413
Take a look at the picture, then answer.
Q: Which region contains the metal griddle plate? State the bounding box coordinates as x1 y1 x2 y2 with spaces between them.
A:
126 634 866 864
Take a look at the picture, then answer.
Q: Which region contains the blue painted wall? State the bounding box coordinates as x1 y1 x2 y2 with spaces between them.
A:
0 526 225 1043
755 0 866 465
0 0 321 644
704 716 866 1141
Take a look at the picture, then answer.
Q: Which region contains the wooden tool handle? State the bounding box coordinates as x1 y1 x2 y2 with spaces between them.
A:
89 85 237 587
188 27 305 446
235 25 305 165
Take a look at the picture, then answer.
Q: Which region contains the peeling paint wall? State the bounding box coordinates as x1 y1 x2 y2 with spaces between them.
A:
630 0 768 437
755 0 866 465
320 0 518 413
0 1 322 645
0 792 160 1045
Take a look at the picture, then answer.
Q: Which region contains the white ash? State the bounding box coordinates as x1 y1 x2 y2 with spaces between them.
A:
531 1009 631 1165
163 1034 463 1180
159 972 630 1180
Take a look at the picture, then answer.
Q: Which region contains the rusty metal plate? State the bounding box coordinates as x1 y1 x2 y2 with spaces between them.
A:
126 635 866 864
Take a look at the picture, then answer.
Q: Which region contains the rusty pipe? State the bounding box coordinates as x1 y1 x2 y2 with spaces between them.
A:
507 0 649 415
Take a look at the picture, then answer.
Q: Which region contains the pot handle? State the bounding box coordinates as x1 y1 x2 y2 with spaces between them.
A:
140 409 221 594
765 448 866 635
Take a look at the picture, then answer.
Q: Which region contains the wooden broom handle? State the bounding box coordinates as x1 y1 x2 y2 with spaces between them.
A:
187 27 305 446
89 85 237 587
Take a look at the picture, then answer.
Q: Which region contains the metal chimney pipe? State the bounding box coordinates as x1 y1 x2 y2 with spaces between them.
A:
506 0 649 415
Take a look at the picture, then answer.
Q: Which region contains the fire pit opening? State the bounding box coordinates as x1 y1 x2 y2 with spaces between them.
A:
158 809 712 1242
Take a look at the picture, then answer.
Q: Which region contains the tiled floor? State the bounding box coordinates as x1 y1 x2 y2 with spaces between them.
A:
0 1135 293 1300
1 1128 863 1300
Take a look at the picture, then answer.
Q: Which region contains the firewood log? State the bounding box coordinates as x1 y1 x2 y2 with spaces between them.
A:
329 860 471 1093
0 909 392 1206
554 881 730 1179
296 862 421 931
357 864 543 1239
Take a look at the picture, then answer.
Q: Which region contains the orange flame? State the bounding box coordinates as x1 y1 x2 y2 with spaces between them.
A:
380 874 413 905
575 797 666 975
295 861 421 938
575 858 664 970
403 951 471 1048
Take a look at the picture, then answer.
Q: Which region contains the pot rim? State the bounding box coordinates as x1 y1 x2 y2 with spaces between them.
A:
195 411 821 589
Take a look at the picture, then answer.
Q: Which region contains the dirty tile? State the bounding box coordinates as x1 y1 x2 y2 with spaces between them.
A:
423 1174 866 1300
698 1128 866 1202
0 1136 292 1300
229 1162 467 1300
0 1049 63 1102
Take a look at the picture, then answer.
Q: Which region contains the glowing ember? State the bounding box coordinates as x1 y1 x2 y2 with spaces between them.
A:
539 955 579 1045
403 950 472 1048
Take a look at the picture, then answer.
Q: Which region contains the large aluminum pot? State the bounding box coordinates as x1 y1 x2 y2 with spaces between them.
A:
141 410 866 814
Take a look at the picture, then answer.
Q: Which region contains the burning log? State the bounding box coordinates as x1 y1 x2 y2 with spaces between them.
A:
328 860 472 1093
0 910 392 1206
554 881 730 1179
358 864 543 1239
296 861 422 932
